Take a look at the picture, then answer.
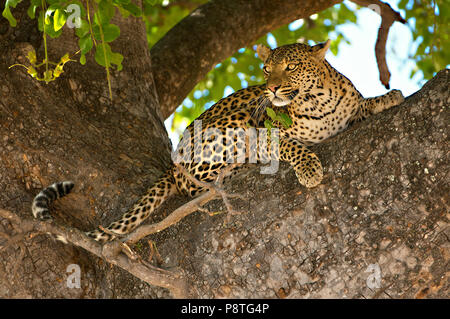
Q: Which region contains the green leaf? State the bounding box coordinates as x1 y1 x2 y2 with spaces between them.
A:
27 50 37 64
79 54 86 65
45 4 62 25
78 35 93 54
95 43 112 67
44 23 63 38
266 107 276 121
110 51 123 70
93 24 120 42
278 112 293 129
27 6 36 19
54 9 67 31
2 0 22 27
4 0 22 8
75 19 90 38
117 6 131 18
264 120 274 131
27 0 40 19
96 0 115 25
94 39 123 70
122 2 142 17
39 9 63 39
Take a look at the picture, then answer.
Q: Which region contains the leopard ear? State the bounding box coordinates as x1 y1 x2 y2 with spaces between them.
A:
311 39 331 60
256 44 271 62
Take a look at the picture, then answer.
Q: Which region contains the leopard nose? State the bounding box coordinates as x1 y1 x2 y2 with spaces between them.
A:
268 85 280 93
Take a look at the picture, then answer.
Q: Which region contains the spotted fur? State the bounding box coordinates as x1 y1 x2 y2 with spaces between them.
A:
32 40 404 242
31 181 74 220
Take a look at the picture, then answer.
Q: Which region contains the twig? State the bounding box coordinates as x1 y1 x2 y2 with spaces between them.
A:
125 189 219 244
125 164 245 244
119 241 139 261
351 0 406 89
176 162 245 219
148 240 164 265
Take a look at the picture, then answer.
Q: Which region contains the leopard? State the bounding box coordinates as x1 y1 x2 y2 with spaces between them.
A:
32 40 404 243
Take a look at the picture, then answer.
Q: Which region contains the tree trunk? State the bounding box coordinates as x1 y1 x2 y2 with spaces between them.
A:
0 1 172 298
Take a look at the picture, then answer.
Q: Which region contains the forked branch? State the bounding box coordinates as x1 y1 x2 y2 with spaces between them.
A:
0 208 190 298
125 163 244 244
0 164 245 298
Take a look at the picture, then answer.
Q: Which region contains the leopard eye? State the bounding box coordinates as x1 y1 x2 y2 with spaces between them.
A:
263 66 271 74
286 63 298 71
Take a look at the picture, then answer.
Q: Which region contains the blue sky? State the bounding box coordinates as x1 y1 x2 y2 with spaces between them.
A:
165 0 423 148
325 0 421 98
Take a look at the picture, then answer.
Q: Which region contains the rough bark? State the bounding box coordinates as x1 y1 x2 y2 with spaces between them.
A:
0 1 173 298
151 69 448 298
151 0 342 118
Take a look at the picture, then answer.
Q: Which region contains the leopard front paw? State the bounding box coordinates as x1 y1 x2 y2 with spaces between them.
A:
295 161 323 188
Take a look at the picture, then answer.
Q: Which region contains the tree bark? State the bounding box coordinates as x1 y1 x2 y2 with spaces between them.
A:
152 69 449 298
0 1 447 299
151 0 342 118
0 1 173 298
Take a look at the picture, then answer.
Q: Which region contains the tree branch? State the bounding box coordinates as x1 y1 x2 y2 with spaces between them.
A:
125 163 243 244
350 0 406 89
150 0 342 118
0 163 244 297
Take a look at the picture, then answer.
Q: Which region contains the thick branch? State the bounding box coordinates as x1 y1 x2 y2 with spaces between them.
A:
151 0 342 118
351 0 406 89
1 69 447 298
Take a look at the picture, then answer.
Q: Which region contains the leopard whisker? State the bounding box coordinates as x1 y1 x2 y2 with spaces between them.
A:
250 95 271 125
247 96 261 107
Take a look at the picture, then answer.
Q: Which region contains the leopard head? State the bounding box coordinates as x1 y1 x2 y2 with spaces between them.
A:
256 40 331 106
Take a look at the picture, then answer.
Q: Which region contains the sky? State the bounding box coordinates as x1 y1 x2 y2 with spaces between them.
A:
325 0 422 98
165 0 423 149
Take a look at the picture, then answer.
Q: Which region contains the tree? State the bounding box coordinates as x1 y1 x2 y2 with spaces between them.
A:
0 0 447 298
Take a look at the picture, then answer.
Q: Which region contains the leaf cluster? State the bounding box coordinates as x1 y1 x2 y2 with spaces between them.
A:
264 107 293 131
3 1 447 117
398 0 449 80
